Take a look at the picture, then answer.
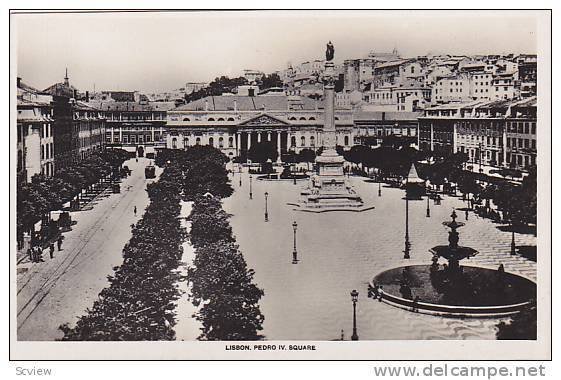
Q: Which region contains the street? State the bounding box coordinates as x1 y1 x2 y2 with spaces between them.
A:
16 157 160 341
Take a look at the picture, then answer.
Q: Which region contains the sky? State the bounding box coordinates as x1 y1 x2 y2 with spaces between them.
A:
13 10 538 93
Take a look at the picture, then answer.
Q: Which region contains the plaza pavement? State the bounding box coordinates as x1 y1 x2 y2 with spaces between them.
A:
222 169 538 341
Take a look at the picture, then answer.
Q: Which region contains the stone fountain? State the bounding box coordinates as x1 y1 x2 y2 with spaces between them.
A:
429 209 478 272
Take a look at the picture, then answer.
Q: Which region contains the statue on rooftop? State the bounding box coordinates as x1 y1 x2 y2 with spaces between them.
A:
326 41 334 61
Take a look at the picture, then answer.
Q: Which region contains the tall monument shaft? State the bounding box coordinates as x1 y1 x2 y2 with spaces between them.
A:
323 61 336 150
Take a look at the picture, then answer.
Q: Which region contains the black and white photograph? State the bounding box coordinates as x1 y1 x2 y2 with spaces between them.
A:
9 9 551 361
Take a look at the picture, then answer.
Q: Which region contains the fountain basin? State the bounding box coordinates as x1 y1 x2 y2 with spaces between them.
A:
371 264 536 317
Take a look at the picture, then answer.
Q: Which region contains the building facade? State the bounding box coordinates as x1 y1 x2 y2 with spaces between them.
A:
94 101 169 155
166 94 356 159
418 97 537 170
17 79 55 183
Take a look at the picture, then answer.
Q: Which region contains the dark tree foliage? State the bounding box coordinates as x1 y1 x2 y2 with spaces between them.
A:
247 141 279 168
496 300 537 340
256 73 283 90
60 144 263 341
17 149 130 240
185 76 249 103
60 171 186 340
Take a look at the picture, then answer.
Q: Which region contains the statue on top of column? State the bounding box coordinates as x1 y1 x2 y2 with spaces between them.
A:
326 41 334 61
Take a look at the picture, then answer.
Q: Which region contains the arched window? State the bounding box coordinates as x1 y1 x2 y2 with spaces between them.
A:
227 117 235 121
291 136 296 147
196 137 201 145
309 117 316 121
228 136 234 147
300 136 306 147
218 137 224 148
172 137 177 149
335 117 340 121
209 137 214 147
310 136 315 147
183 117 190 121
299 117 306 121
183 138 189 148
218 118 225 121
208 117 215 122
288 116 296 121
344 135 349 146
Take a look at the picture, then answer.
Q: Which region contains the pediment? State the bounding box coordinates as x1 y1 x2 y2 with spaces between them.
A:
239 113 290 127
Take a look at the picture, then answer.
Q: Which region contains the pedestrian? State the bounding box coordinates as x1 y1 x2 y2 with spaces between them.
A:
134 206 137 216
465 209 469 220
35 246 44 262
49 243 55 259
57 235 63 251
27 247 33 262
412 296 420 312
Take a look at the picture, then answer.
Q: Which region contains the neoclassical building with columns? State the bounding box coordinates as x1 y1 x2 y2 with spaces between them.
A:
165 94 356 159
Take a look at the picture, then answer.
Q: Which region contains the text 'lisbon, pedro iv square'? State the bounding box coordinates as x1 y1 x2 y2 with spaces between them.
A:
10 10 551 360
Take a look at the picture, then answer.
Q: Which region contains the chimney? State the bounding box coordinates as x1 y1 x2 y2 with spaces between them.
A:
17 77 21 88
85 91 89 102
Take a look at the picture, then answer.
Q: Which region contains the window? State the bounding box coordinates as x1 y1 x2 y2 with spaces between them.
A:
310 136 315 147
196 137 201 145
291 136 296 147
219 137 224 148
228 137 234 148
208 118 215 122
344 136 349 146
209 137 214 147
301 136 306 147
172 138 177 149
183 138 189 147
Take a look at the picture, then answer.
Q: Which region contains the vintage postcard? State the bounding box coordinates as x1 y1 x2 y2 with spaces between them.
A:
9 9 551 360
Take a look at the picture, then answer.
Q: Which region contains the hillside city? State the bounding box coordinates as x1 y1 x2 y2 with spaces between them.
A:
16 46 538 343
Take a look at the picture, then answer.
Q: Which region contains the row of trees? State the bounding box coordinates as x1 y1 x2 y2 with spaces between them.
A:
156 145 264 340
17 149 131 244
184 74 283 105
60 162 186 340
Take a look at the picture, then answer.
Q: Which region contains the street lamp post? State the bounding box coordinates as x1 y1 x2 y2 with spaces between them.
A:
350 289 359 341
292 221 299 264
510 228 516 255
426 194 431 217
249 174 253 200
239 164 242 187
404 196 411 259
264 192 269 222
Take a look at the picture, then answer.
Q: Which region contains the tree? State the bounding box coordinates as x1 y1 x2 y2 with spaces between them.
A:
258 73 282 90
297 148 316 170
247 141 278 169
496 300 536 340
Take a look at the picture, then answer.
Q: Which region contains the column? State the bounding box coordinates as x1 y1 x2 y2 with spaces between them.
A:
277 132 282 162
430 123 434 152
257 132 261 143
151 127 155 143
111 127 114 143
267 132 271 142
247 131 252 150
452 123 458 153
119 126 123 143
236 132 241 156
502 126 507 167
